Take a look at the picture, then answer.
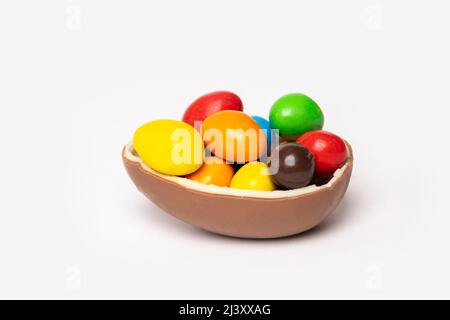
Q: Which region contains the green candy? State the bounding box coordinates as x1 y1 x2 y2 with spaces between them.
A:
269 93 324 139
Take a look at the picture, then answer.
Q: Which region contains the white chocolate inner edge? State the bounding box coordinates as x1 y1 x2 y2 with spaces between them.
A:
124 142 349 199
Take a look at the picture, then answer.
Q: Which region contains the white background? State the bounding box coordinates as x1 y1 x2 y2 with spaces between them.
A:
0 0 449 299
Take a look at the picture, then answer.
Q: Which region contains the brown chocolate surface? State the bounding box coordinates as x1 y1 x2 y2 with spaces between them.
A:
122 141 353 239
269 143 315 189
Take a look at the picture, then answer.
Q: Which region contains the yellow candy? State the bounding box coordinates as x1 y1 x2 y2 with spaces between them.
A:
133 120 204 176
230 162 275 191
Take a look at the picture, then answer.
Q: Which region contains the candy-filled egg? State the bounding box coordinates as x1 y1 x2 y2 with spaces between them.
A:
202 110 267 163
123 140 353 238
124 90 354 239
269 93 324 139
182 91 243 128
269 143 315 189
252 115 272 150
230 162 275 191
296 130 347 177
187 157 234 187
133 120 204 176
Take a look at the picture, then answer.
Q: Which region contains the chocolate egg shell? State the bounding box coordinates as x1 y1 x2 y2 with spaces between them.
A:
123 141 353 239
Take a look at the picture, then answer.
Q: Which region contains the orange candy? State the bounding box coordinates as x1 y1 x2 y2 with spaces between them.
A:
186 157 235 187
201 110 267 163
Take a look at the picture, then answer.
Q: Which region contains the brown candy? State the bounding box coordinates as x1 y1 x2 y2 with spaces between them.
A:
269 143 315 189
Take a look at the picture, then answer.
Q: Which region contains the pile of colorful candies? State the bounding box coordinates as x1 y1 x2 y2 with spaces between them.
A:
132 91 348 191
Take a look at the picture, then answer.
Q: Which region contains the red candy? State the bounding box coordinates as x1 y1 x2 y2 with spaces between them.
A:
182 91 243 128
296 130 347 177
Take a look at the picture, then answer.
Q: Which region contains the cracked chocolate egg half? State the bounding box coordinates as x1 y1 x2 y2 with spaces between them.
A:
123 141 353 239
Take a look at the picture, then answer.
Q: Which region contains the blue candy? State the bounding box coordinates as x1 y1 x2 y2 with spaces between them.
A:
252 115 272 150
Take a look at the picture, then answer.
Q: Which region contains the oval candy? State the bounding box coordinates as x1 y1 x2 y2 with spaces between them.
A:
269 93 324 139
269 143 315 189
182 91 243 128
187 157 234 187
252 115 272 150
133 120 204 176
296 130 347 177
202 110 267 163
230 162 275 191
